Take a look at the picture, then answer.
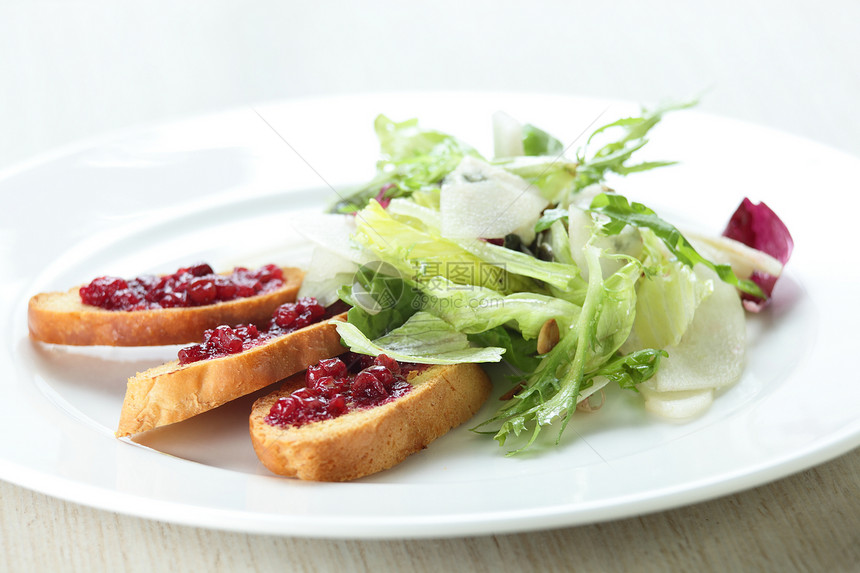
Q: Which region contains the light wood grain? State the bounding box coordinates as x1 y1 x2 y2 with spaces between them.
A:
2 447 857 572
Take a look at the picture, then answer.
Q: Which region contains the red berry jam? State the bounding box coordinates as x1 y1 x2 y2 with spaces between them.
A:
79 263 285 311
269 295 327 335
264 354 421 428
177 296 327 365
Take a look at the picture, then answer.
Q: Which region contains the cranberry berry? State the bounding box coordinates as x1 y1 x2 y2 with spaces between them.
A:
271 297 326 334
264 354 416 428
177 324 263 364
175 298 326 366
79 262 286 311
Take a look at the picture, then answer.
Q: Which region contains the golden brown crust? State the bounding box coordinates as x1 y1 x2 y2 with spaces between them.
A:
28 267 304 346
116 313 347 436
249 363 491 482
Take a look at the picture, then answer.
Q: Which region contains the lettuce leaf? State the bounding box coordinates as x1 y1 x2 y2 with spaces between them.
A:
338 263 421 340
534 208 569 233
632 229 714 348
353 201 502 289
335 311 505 364
418 277 580 339
354 200 579 293
522 124 564 156
494 156 579 204
545 219 576 266
452 236 582 292
468 327 540 373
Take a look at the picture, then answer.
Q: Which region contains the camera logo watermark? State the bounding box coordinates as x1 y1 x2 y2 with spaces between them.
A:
350 260 404 314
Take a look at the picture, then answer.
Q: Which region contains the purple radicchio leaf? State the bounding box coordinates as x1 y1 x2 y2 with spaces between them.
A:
722 198 794 311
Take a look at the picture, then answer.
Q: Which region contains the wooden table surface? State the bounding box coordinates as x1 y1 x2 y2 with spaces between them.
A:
1 1 858 571
2 450 857 571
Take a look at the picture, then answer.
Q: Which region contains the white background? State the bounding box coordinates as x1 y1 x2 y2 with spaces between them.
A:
2 0 859 169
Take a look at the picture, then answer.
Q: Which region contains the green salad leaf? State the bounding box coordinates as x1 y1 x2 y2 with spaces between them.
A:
495 156 579 204
354 200 579 293
452 237 582 292
479 246 647 452
329 115 480 213
589 191 765 298
418 277 580 339
573 100 697 190
632 229 714 348
335 311 505 365
468 327 541 373
533 207 570 233
337 263 421 340
591 348 667 392
522 124 564 156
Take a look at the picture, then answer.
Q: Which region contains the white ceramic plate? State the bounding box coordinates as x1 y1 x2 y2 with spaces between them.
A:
1 93 858 539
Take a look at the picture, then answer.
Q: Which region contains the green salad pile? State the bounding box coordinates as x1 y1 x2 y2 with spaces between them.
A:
298 102 770 454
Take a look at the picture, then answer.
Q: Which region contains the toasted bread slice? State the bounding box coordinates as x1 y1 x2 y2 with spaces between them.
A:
249 362 491 481
28 267 303 346
116 313 347 436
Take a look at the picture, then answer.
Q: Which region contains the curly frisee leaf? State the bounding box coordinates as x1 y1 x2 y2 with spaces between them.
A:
589 192 765 299
476 247 659 453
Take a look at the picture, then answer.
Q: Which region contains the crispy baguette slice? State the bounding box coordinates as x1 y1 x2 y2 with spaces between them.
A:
249 363 492 482
28 267 304 346
116 313 347 436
